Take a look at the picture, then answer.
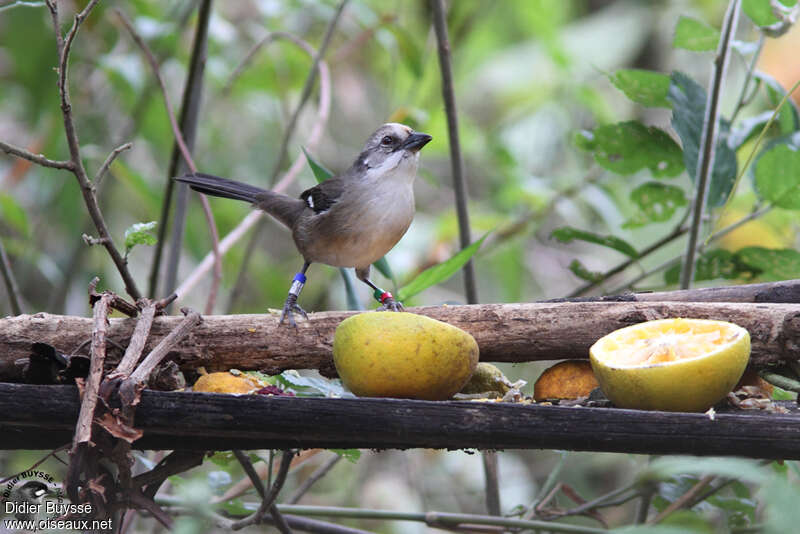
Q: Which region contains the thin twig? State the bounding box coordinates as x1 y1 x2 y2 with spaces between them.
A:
569 222 689 297
268 0 348 186
234 450 293 534
611 204 771 293
44 1 142 300
0 140 73 170
122 308 202 402
649 475 715 524
0 238 23 315
0 445 68 484
108 299 157 379
481 452 501 515
231 450 296 530
130 489 174 530
679 0 741 288
287 454 342 504
72 290 111 449
431 0 478 305
94 142 132 187
730 34 765 123
269 504 609 533
115 6 221 312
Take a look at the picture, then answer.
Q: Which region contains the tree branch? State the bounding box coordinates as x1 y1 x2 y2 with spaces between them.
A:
94 142 132 187
679 0 741 288
46 0 142 301
0 140 73 170
115 6 221 312
0 238 23 315
431 0 478 305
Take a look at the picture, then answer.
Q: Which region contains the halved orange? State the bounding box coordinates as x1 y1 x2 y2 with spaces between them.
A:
589 318 750 412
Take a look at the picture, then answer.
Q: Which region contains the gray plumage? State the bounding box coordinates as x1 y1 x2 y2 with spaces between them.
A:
174 123 432 324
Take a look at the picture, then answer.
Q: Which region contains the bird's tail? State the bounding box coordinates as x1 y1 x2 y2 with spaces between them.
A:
175 172 266 203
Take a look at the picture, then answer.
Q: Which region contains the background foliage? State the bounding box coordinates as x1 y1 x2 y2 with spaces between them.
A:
2 0 800 532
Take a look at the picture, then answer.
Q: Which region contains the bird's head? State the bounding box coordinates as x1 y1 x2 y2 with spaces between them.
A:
357 123 432 181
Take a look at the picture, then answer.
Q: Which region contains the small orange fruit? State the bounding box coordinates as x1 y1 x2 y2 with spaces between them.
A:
533 360 599 401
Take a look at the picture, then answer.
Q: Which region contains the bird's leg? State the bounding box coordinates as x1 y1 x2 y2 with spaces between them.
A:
356 267 403 312
281 261 311 327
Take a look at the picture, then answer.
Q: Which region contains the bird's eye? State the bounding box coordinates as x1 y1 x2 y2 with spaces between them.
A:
381 135 394 145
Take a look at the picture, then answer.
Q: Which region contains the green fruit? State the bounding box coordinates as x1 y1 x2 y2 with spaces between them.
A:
333 312 479 400
460 362 511 395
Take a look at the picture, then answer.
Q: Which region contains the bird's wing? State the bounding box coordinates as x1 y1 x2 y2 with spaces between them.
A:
299 178 346 214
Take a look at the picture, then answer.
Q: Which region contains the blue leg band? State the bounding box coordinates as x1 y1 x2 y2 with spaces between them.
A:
289 272 306 297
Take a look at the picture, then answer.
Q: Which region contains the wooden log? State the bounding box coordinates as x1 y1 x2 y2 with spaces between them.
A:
0 383 798 458
1 301 799 379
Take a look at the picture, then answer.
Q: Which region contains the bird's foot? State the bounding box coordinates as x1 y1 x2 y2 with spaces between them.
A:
374 290 403 312
280 293 308 328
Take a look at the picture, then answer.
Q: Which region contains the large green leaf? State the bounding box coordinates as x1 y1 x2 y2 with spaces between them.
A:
664 249 744 284
756 71 800 134
673 15 720 51
668 71 738 207
397 234 488 302
576 121 684 178
736 247 800 281
642 456 769 485
754 143 800 209
624 182 688 228
550 227 638 257
609 69 671 108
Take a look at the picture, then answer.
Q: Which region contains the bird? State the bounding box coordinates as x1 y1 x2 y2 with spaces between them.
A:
175 123 432 326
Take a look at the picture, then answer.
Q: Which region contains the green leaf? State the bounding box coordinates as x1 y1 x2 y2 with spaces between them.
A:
772 386 795 400
302 146 334 183
330 449 361 463
756 71 800 134
389 26 424 79
568 259 603 283
761 476 800 534
668 71 738 207
372 256 396 287
609 69 672 108
624 182 688 228
673 15 720 51
580 121 684 178
124 221 157 254
728 110 774 150
754 143 800 209
743 0 797 27
0 192 30 236
736 247 800 281
209 451 235 467
642 456 769 485
272 370 353 398
339 269 365 311
550 227 638 257
664 249 743 284
397 233 488 302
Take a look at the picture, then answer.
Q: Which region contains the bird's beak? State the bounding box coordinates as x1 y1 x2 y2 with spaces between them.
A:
398 132 432 153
